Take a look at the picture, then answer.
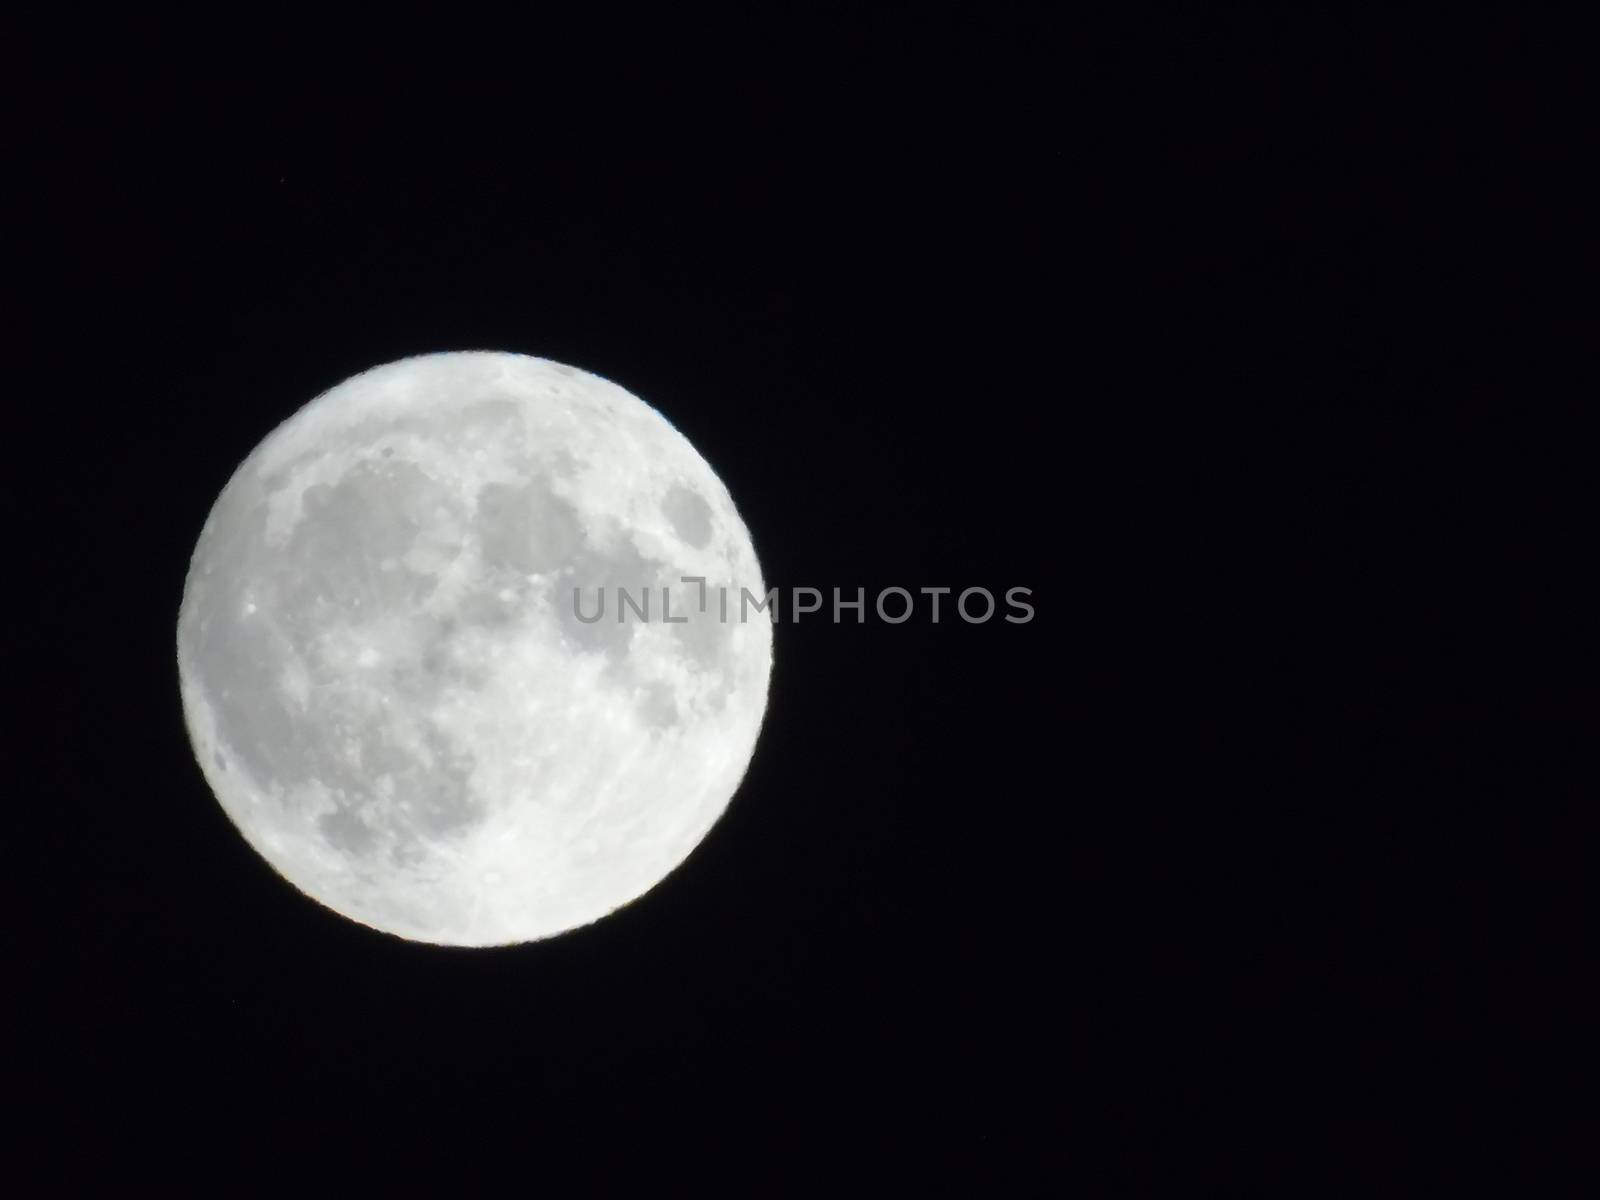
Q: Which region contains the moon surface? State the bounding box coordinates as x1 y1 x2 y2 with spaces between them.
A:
177 352 772 946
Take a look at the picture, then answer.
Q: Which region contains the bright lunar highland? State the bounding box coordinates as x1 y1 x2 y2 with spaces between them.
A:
177 352 772 945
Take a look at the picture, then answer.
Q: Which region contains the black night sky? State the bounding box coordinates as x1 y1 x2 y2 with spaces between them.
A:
9 8 1550 1190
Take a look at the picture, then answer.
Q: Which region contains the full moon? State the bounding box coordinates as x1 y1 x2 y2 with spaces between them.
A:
177 352 772 946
